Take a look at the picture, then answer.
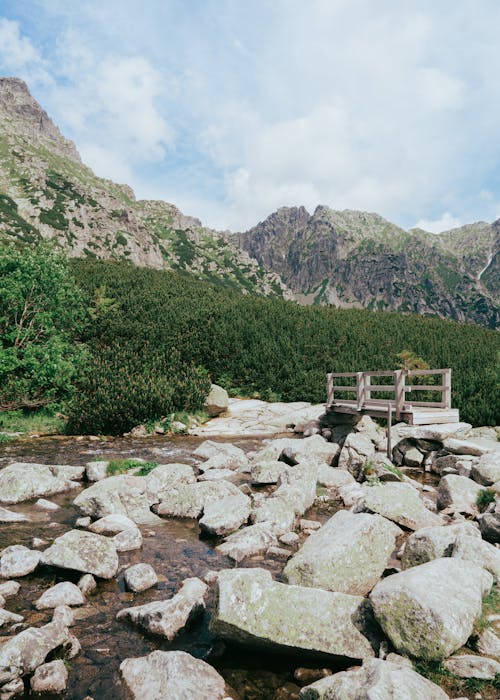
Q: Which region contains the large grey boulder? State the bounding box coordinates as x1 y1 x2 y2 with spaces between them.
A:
211 568 376 660
437 474 482 513
203 384 229 416
145 464 196 503
155 480 241 518
250 460 289 484
452 534 500 582
88 513 137 534
41 529 119 579
394 422 472 443
316 465 355 489
298 657 449 700
0 463 79 504
251 435 338 466
73 474 160 524
283 511 401 595
120 650 230 700
443 654 500 679
113 527 143 552
338 433 375 481
360 482 443 530
443 437 491 456
199 492 251 536
34 582 85 609
117 577 207 640
0 545 40 578
215 522 277 562
0 619 72 686
369 558 493 660
401 522 481 569
471 453 500 486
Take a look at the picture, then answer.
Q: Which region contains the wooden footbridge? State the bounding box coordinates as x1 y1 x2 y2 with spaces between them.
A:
326 369 459 426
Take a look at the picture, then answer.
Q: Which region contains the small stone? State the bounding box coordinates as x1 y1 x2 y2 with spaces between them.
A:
77 574 97 596
443 654 500 679
52 605 74 626
0 581 20 598
267 546 292 561
32 537 48 548
112 527 142 552
124 563 158 593
299 519 321 531
85 461 108 482
0 545 40 578
89 513 137 534
473 628 500 658
30 659 68 693
294 667 332 686
35 581 85 609
0 506 29 523
279 532 300 546
0 608 24 627
35 498 59 511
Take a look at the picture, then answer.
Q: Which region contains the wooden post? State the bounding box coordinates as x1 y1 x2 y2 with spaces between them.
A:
387 401 392 460
364 372 371 403
356 372 365 410
394 370 405 421
443 369 452 409
326 373 334 408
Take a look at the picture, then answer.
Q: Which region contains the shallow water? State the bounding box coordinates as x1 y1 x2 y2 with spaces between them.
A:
1 434 337 700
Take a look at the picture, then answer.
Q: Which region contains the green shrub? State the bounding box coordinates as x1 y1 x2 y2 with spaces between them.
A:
106 458 158 476
476 488 496 512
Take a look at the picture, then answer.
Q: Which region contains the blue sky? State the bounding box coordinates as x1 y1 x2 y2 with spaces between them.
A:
1 0 500 232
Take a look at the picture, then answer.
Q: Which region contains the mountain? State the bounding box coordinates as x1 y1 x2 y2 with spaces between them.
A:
0 77 498 327
236 206 499 328
0 77 290 299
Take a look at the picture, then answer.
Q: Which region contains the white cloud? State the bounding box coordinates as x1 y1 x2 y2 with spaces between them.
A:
414 212 462 233
0 18 51 83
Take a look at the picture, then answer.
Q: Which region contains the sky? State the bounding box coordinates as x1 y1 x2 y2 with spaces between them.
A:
1 1 500 233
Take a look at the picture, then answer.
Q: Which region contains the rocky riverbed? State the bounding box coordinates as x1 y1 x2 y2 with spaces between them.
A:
0 401 499 699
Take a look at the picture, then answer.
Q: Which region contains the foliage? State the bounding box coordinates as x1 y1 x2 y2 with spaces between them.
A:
472 586 499 636
70 259 500 427
106 458 158 476
0 242 89 411
396 349 430 371
0 407 65 435
476 488 496 512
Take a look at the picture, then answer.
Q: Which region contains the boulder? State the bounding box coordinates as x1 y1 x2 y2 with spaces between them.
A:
443 654 500 679
401 522 481 569
35 582 85 609
0 545 40 578
52 605 74 627
479 512 500 544
85 460 108 482
474 628 500 658
41 529 119 579
250 460 289 484
452 535 500 582
471 453 500 486
0 619 72 686
199 492 251 536
338 433 375 481
50 464 85 481
437 474 482 513
124 563 158 593
211 568 376 660
113 527 143 552
30 659 68 693
0 582 20 599
280 435 340 467
0 463 78 504
116 577 207 640
0 506 29 523
298 657 449 700
369 558 493 660
120 650 229 700
145 464 196 503
360 482 443 530
155 480 241 519
203 384 229 416
73 474 160 524
403 447 424 468
216 522 277 562
35 498 59 511
283 511 401 595
316 465 355 489
442 438 492 456
198 468 236 481
200 451 249 472
0 609 23 628
89 513 137 534
393 423 472 443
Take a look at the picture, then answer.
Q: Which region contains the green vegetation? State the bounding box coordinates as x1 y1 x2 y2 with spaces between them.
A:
472 586 499 636
476 488 497 512
0 408 66 435
0 242 88 412
106 458 158 476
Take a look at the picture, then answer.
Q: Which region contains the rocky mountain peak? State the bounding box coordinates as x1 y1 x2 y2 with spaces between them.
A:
0 77 82 163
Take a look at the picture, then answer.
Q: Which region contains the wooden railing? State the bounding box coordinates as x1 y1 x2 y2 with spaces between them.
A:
326 368 452 420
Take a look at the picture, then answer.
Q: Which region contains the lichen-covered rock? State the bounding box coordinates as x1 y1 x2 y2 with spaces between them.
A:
120 650 229 700
338 433 375 481
251 435 338 466
394 422 472 443
250 460 288 484
471 453 500 486
401 522 481 569
113 526 143 552
443 654 500 679
0 545 40 578
204 384 229 416
30 659 68 693
360 482 443 530
41 529 119 579
124 563 158 593
199 492 251 536
77 573 96 596
437 474 482 513
298 657 450 699
0 619 72 686
145 463 196 503
117 577 207 640
0 463 79 504
85 460 108 482
316 465 355 489
0 582 20 599
73 474 160 524
211 568 376 659
442 438 491 456
216 522 277 562
155 480 241 518
35 582 85 609
369 558 492 660
0 608 23 628
89 513 138 534
284 511 401 595
452 535 500 582
474 628 500 658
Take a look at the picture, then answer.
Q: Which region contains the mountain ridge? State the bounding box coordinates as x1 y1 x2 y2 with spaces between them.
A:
0 77 498 327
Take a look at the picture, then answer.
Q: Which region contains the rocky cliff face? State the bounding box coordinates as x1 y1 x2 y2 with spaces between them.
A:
236 206 499 328
0 77 291 299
